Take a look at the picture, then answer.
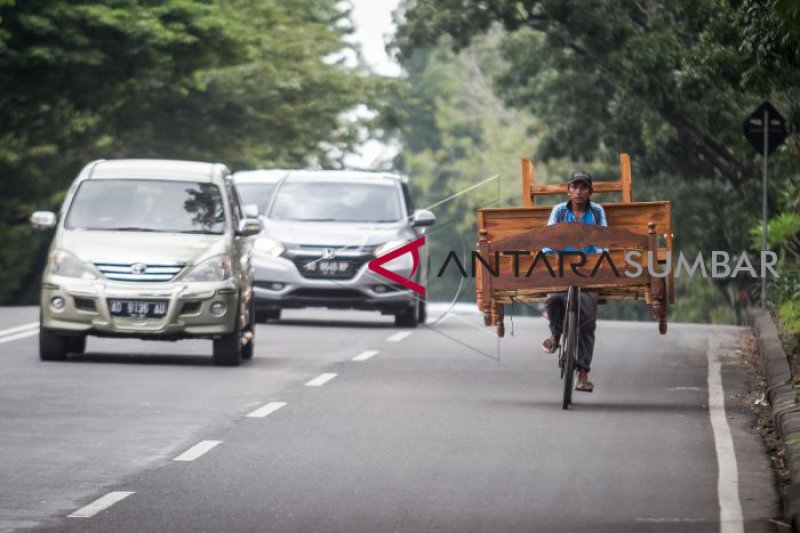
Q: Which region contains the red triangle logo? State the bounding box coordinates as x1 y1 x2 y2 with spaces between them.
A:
367 236 426 296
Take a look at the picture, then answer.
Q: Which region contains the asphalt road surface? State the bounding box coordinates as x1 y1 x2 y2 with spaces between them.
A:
0 305 780 532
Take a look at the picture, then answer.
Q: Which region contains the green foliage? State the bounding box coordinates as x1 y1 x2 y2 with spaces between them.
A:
0 0 386 304
395 0 800 323
780 300 800 335
750 213 800 260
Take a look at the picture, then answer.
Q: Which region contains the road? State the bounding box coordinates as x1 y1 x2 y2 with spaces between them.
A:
0 305 779 532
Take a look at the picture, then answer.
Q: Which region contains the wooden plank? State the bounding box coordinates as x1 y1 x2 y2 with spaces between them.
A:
619 153 632 202
521 159 533 207
491 222 649 251
531 181 626 195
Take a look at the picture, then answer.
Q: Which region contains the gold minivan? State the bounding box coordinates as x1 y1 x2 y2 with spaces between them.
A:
30 159 261 366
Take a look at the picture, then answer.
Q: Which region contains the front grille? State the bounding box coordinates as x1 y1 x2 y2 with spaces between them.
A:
291 288 364 300
94 262 183 282
180 301 202 315
73 297 97 312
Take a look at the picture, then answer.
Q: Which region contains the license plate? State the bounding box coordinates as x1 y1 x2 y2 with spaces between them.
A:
301 259 351 276
108 299 168 318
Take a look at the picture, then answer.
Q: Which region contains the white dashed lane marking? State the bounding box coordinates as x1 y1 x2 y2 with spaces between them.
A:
305 373 337 387
352 350 378 362
0 322 39 344
246 401 287 418
68 491 135 518
173 440 222 462
387 332 411 342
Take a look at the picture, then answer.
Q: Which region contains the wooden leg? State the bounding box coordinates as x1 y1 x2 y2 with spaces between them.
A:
496 304 505 338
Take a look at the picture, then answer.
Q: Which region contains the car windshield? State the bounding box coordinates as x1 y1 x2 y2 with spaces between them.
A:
65 179 226 234
236 183 277 216
269 181 403 223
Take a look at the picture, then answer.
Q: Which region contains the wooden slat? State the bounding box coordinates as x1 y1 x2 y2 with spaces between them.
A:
521 159 533 207
491 223 649 251
531 181 626 195
619 153 632 202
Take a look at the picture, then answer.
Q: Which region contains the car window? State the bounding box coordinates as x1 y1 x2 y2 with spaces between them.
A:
236 183 277 216
268 181 403 223
65 179 226 234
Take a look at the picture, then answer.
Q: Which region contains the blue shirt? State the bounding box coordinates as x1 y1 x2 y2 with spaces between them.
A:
544 201 607 254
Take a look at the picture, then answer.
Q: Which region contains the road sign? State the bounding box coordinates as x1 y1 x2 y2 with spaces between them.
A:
743 101 787 155
743 101 788 308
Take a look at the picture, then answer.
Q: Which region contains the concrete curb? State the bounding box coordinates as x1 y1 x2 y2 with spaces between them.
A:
749 309 800 530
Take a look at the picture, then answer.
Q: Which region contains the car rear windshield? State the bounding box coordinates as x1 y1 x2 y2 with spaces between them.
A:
269 181 403 223
236 183 277 216
65 179 226 234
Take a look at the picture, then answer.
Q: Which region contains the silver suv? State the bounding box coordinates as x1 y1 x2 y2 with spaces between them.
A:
232 170 435 327
31 159 261 366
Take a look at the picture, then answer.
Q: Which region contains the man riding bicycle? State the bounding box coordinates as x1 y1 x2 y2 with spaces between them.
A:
540 171 607 393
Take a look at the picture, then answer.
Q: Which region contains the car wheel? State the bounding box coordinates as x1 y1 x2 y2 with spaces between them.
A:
241 297 256 360
394 305 418 328
213 299 243 366
40 327 68 361
417 298 427 325
255 309 281 323
67 335 86 354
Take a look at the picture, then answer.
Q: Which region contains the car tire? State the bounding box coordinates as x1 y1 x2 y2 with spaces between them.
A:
40 327 68 361
394 305 418 328
417 298 427 325
67 335 86 355
241 297 256 360
255 309 281 323
213 299 243 366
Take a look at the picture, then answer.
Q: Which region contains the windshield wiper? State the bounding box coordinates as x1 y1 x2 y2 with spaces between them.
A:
109 226 163 232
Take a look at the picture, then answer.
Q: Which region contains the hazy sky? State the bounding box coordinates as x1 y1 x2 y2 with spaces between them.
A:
348 0 402 77
343 0 402 167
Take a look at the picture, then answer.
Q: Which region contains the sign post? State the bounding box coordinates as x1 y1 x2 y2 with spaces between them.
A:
743 101 787 308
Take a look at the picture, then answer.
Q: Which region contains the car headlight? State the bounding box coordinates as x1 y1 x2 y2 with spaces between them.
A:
254 237 285 257
49 250 97 280
374 240 406 257
184 255 233 282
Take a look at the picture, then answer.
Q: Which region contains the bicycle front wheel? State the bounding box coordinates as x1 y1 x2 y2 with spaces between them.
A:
561 286 580 409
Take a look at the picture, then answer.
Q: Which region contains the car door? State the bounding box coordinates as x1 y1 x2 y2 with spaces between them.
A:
225 178 254 301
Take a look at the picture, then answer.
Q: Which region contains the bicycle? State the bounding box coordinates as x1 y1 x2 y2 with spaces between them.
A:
557 286 580 410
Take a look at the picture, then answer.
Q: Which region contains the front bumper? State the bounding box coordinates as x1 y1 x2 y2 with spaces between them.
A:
40 275 240 339
252 254 420 313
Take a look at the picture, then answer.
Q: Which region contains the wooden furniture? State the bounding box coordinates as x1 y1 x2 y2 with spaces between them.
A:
475 154 673 336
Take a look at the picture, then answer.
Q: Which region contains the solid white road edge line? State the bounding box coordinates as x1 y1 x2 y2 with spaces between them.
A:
387 332 411 342
0 322 39 337
246 401 287 418
68 491 135 518
173 440 222 462
707 337 745 533
305 373 337 387
352 350 378 362
0 329 39 344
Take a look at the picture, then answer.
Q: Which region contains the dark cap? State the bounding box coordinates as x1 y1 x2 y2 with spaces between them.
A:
568 171 593 188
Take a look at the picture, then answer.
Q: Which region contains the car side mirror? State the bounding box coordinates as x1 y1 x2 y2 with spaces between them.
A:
237 218 262 236
243 204 259 218
411 209 436 228
30 211 57 229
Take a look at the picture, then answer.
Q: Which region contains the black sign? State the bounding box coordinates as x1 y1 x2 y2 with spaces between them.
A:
743 101 788 155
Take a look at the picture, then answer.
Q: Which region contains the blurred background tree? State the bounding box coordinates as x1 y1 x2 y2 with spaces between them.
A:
0 0 392 304
392 0 800 324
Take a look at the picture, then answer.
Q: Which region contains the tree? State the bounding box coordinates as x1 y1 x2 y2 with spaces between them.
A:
0 0 385 304
395 0 800 322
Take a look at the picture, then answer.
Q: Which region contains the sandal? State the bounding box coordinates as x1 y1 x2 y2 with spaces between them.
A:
541 337 559 354
575 370 594 392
